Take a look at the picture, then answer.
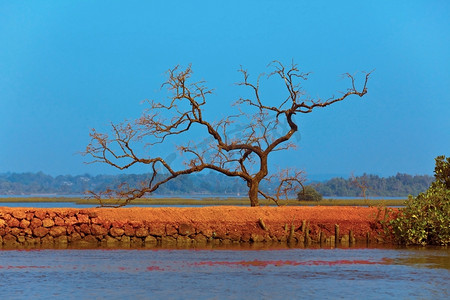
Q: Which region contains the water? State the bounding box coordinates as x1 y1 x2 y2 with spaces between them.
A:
0 247 448 299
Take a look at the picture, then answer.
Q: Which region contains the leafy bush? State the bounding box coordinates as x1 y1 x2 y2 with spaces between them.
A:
389 156 450 245
297 186 323 201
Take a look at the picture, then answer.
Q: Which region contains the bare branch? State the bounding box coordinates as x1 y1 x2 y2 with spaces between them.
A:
84 62 371 207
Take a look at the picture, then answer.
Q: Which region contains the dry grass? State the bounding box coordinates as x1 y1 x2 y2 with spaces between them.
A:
0 197 406 207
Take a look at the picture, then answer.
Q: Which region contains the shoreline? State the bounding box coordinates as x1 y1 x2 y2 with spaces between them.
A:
0 206 393 249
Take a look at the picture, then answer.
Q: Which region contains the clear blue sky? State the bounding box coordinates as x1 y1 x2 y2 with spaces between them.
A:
1 1 449 179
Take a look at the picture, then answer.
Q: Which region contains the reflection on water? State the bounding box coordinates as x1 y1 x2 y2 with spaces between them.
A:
0 247 448 299
395 250 450 270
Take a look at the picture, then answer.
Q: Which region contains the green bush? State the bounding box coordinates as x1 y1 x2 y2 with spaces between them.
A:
389 156 450 245
297 185 323 202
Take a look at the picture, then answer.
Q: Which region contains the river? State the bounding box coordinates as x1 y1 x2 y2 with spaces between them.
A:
0 246 448 299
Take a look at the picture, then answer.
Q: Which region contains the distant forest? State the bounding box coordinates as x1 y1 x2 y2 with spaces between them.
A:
313 173 433 197
0 172 433 197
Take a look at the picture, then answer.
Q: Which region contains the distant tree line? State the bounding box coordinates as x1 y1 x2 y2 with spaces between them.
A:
0 172 433 197
314 173 434 197
0 172 248 196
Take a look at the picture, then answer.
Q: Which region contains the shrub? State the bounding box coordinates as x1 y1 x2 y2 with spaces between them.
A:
389 156 450 245
297 186 323 202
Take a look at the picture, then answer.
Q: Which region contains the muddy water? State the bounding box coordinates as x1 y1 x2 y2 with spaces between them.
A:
0 247 448 299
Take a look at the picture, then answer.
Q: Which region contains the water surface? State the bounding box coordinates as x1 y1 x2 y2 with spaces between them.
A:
0 247 448 299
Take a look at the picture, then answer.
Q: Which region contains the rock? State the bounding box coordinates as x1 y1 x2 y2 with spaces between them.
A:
166 225 178 236
64 216 78 226
149 226 165 237
42 218 55 228
110 227 125 237
213 229 228 240
19 219 30 229
83 235 98 243
0 219 6 228
25 237 40 245
7 218 20 228
12 210 27 220
160 236 176 245
120 235 131 244
129 221 141 228
124 224 135 236
241 232 251 242
221 238 232 245
54 217 65 226
135 227 149 237
178 223 195 236
87 211 98 218
69 232 82 242
10 227 21 237
33 227 49 238
90 217 101 224
80 224 91 235
105 235 119 245
111 220 126 228
54 236 68 245
49 226 67 237
250 233 264 243
25 212 35 221
30 218 43 228
130 237 143 246
144 235 157 246
177 235 192 245
66 225 74 235
193 234 208 244
41 235 54 245
34 210 47 220
227 230 242 242
3 234 17 242
77 214 90 224
91 224 108 236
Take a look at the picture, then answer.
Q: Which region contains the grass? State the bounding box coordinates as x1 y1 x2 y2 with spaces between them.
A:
0 197 406 207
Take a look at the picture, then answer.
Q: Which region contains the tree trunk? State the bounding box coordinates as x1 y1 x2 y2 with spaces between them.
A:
248 181 260 207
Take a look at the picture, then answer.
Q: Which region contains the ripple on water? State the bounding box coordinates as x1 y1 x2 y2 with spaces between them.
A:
0 248 448 299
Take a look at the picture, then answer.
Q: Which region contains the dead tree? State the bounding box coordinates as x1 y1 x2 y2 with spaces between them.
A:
84 61 371 207
350 173 369 199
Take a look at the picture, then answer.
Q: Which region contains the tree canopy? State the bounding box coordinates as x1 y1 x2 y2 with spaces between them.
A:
84 62 370 206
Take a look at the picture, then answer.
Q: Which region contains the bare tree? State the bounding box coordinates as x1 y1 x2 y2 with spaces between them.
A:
84 61 371 207
350 172 369 199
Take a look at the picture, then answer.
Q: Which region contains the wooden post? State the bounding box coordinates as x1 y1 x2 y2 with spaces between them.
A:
304 221 310 245
335 224 339 247
302 220 307 232
288 224 295 244
258 218 267 231
349 230 355 245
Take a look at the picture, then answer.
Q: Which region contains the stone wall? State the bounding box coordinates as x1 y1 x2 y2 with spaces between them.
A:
0 207 387 249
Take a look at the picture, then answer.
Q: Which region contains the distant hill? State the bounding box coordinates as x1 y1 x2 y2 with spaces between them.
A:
0 171 434 197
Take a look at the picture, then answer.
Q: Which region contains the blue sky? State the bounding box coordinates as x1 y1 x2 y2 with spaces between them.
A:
1 1 449 179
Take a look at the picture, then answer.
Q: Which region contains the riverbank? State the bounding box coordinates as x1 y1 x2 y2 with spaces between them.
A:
0 206 393 249
0 197 407 207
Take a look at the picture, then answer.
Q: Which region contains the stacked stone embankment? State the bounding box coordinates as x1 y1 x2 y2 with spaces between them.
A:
0 206 390 248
